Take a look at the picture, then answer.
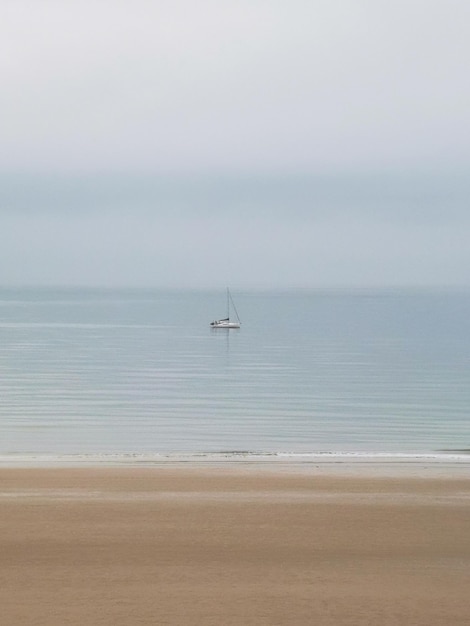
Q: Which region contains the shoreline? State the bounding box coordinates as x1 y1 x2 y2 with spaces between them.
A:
1 451 469 478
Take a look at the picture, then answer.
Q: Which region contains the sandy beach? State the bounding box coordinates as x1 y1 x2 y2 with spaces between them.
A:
1 464 469 625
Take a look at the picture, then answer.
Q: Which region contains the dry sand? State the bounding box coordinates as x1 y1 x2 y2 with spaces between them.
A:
1 465 469 625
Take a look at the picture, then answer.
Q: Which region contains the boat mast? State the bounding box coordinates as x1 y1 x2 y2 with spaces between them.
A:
228 288 241 323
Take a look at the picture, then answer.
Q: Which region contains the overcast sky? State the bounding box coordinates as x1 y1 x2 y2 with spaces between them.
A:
1 1 469 288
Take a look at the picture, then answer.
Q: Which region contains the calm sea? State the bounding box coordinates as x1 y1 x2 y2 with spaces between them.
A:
0 288 469 459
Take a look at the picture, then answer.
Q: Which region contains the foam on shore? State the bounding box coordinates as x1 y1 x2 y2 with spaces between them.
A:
1 450 469 477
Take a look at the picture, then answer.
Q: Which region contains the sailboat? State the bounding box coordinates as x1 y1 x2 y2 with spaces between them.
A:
210 288 241 328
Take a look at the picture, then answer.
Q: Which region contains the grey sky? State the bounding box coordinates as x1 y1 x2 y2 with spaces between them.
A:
1 1 469 288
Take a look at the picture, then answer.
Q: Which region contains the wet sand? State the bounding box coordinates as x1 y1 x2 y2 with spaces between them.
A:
1 466 469 625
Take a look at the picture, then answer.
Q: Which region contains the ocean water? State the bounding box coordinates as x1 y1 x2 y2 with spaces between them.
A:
0 287 469 459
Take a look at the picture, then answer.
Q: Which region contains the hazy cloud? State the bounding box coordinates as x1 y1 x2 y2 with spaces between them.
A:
0 172 469 288
1 0 469 173
1 2 469 288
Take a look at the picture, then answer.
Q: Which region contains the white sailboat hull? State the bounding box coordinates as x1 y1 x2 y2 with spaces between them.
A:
210 320 240 329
